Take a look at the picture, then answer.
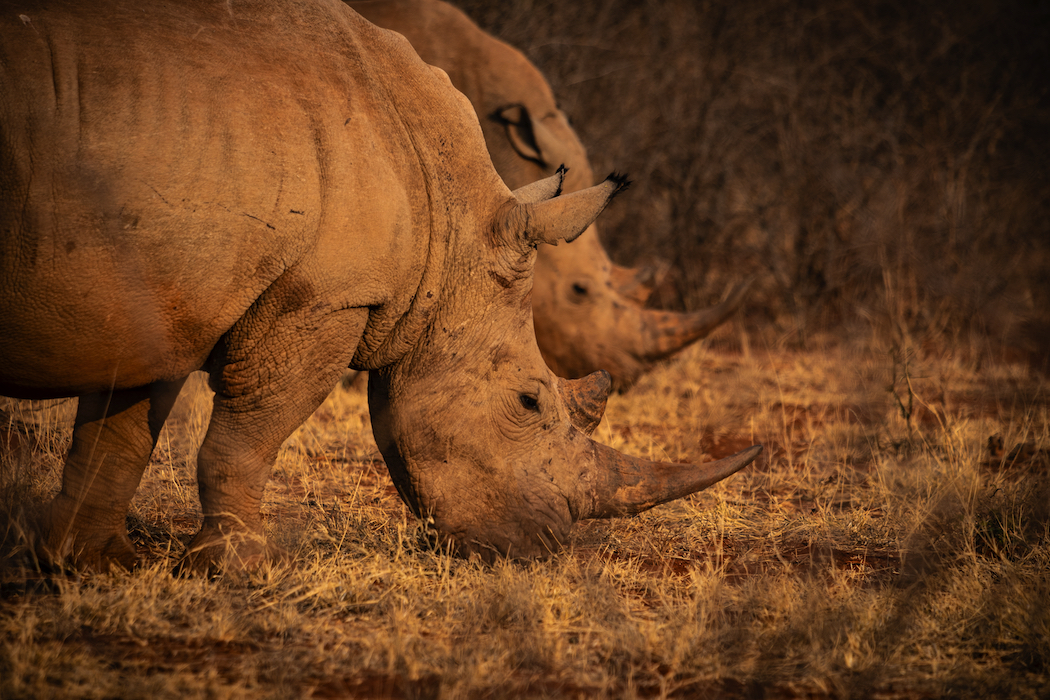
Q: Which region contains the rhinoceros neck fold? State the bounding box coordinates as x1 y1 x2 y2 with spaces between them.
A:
351 225 451 372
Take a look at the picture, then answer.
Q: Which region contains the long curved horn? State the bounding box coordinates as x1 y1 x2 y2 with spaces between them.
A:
558 370 611 435
638 278 753 361
573 443 762 520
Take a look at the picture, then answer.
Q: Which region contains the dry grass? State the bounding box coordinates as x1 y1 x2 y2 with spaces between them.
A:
3 334 1048 699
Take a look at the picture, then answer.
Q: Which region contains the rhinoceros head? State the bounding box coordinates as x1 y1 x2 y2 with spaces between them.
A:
490 103 751 391
368 169 761 560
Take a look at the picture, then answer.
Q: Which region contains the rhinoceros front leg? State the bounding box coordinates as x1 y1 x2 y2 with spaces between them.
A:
36 378 186 571
184 303 369 574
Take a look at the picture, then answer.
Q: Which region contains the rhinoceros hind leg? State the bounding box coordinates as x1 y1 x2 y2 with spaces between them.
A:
34 379 186 572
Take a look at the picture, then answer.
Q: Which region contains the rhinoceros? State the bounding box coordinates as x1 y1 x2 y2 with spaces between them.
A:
0 0 749 435
0 0 760 570
348 0 751 390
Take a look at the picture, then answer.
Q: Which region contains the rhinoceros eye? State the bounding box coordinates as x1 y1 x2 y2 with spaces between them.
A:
519 393 540 412
571 282 588 296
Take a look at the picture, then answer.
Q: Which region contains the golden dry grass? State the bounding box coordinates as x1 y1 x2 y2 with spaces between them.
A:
2 329 1048 699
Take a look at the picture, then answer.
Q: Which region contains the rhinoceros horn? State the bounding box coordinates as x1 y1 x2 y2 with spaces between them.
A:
557 370 611 436
636 278 754 364
573 443 763 519
512 164 566 204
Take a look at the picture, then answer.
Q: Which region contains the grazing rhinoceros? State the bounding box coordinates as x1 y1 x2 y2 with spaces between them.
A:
348 0 751 390
0 0 760 569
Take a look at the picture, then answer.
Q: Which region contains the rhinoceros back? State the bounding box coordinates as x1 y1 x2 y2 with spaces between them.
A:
0 0 478 397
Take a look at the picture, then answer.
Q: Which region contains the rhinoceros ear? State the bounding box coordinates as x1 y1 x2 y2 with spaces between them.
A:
511 165 566 204
501 173 630 249
493 104 559 168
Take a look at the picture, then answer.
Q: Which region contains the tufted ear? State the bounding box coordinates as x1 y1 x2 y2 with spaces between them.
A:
511 165 566 204
499 173 629 250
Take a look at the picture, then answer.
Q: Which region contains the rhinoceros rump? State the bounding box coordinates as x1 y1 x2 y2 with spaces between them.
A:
348 0 752 390
0 0 760 570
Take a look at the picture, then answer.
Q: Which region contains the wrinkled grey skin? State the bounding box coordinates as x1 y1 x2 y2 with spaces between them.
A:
349 0 751 390
0 0 760 570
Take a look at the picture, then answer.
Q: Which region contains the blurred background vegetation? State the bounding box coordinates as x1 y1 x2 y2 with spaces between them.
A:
456 0 1050 368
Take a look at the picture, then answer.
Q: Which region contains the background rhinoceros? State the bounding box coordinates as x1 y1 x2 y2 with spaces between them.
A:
0 0 759 571
348 0 752 390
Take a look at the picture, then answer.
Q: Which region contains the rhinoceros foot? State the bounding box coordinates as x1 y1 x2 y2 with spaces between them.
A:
178 523 287 577
31 495 140 573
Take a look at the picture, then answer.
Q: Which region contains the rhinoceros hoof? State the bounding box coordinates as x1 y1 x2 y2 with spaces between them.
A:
33 526 139 573
177 527 286 577
89 534 140 572
28 502 140 573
